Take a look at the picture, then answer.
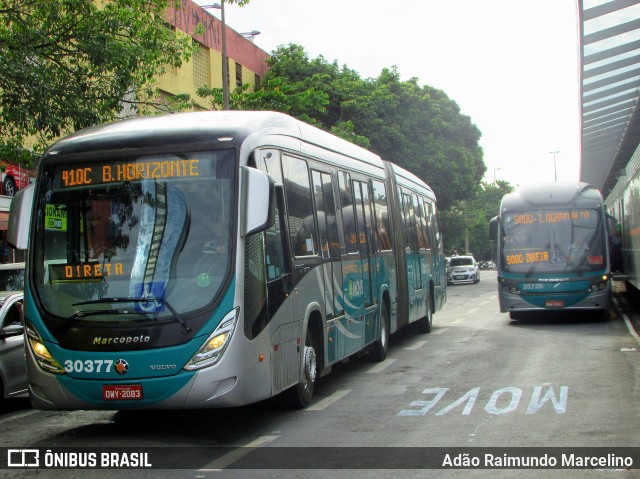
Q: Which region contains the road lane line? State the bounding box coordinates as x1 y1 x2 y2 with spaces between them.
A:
366 358 397 374
0 409 39 426
613 298 640 346
451 318 466 324
466 308 478 315
432 327 449 335
307 389 352 411
404 340 428 350
199 435 279 471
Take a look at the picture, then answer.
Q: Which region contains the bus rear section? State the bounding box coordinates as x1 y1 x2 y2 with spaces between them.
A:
491 182 611 317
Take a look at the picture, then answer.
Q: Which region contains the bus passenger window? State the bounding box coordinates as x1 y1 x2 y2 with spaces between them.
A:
339 171 358 254
353 181 371 255
312 171 339 259
282 156 316 257
371 180 391 252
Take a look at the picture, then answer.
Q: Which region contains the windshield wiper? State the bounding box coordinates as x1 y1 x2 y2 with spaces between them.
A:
525 262 539 278
72 297 192 333
54 309 128 334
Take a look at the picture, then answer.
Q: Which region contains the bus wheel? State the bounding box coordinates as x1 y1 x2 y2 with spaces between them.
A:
369 301 389 362
416 302 433 334
2 177 15 197
287 327 317 408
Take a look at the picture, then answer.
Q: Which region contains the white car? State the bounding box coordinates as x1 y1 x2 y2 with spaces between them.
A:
447 256 480 285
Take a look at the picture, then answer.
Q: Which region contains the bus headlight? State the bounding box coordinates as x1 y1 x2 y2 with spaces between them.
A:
25 322 65 375
184 308 239 371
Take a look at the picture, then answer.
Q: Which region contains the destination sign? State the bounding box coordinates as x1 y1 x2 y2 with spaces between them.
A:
58 159 201 188
512 210 592 225
506 251 550 266
49 262 126 283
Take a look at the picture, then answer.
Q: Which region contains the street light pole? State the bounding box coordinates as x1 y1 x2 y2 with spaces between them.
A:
493 167 502 186
549 151 559 182
201 2 229 110
220 0 229 110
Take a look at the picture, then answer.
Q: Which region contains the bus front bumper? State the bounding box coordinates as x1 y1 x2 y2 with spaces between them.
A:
499 287 611 313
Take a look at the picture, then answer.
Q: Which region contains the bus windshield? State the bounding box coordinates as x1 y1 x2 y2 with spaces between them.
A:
32 150 236 324
500 208 606 274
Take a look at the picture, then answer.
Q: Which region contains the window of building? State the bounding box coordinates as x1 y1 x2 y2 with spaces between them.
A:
235 62 243 87
192 42 210 88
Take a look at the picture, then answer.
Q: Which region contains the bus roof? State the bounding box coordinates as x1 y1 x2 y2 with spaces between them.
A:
45 111 381 166
43 110 435 198
500 182 603 213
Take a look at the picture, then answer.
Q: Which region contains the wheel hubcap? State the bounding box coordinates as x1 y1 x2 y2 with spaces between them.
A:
304 345 317 385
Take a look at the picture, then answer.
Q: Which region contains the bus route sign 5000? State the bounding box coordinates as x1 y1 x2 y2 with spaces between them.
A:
513 211 591 225
506 251 550 265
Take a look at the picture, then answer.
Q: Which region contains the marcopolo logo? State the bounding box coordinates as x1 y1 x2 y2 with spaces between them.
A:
114 359 129 376
93 335 151 346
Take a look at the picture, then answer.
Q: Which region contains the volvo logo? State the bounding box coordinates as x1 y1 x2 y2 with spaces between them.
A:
114 359 129 375
149 364 177 370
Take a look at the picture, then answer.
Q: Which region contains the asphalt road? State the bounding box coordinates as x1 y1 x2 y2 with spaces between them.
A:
1 270 638 478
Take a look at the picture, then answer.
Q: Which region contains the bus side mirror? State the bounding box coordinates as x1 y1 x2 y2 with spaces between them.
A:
489 216 498 241
7 183 35 250
241 167 275 237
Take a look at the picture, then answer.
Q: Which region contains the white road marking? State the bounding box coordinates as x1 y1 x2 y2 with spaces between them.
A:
0 409 39 426
365 358 397 374
404 340 428 350
307 389 352 411
451 317 467 324
432 328 450 335
199 435 279 471
613 298 640 347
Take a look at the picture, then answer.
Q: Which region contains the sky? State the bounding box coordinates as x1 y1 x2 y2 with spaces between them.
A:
196 0 582 187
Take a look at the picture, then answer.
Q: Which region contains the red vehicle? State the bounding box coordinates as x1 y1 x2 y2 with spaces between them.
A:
1 162 35 197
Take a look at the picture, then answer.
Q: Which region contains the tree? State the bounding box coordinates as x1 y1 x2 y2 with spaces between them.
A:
232 45 485 209
440 180 513 259
0 0 195 163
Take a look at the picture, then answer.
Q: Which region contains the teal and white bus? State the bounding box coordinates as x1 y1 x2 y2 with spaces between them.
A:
9 111 446 410
490 182 611 319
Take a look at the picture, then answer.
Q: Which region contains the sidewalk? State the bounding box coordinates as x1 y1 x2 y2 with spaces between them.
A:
611 280 640 341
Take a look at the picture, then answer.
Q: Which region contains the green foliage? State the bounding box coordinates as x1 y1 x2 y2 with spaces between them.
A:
0 0 194 153
236 44 485 209
440 180 514 259
0 140 38 168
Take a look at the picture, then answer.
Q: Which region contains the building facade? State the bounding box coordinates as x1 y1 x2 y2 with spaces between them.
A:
161 0 270 110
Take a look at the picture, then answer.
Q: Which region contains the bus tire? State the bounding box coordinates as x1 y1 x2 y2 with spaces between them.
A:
416 300 433 334
286 326 318 408
369 301 389 362
2 177 15 197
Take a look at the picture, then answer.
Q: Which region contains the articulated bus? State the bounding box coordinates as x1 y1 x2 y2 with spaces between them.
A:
490 182 611 319
8 111 446 410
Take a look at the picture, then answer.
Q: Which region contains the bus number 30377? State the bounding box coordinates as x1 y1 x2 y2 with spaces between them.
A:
64 359 114 373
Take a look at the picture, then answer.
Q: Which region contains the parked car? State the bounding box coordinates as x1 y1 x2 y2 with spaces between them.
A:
1 163 34 197
0 291 27 400
447 255 480 285
0 262 25 291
